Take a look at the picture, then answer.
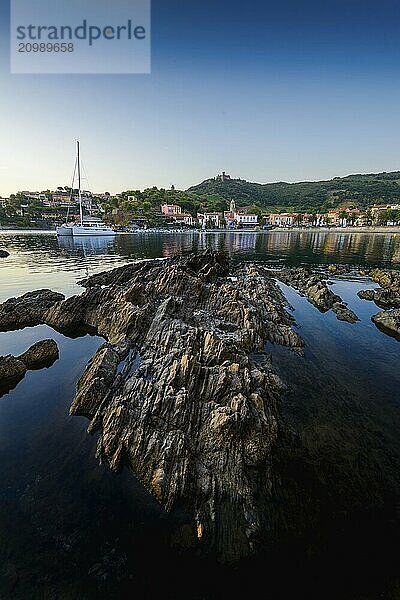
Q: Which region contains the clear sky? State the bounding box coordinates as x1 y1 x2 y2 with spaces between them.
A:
1 0 400 196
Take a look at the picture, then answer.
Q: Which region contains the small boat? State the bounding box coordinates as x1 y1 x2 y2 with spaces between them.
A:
56 141 116 237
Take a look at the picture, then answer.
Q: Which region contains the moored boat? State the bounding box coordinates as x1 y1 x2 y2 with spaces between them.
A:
56 141 116 238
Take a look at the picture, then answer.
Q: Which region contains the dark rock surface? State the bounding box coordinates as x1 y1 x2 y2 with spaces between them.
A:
0 289 65 332
357 268 400 337
0 339 59 396
0 355 27 385
272 266 359 322
17 339 59 370
372 309 400 339
0 250 9 258
0 252 311 562
332 302 360 323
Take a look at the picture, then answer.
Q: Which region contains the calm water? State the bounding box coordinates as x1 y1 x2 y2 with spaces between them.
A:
0 229 400 300
0 230 400 599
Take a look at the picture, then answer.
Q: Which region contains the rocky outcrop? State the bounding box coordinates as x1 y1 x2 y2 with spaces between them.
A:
357 287 400 309
0 355 27 386
372 309 400 339
272 267 340 311
370 268 400 294
17 339 59 369
0 251 311 562
0 339 59 396
332 302 359 323
357 269 400 337
357 289 375 302
0 250 9 258
358 269 400 310
272 267 359 322
69 254 308 562
0 290 65 332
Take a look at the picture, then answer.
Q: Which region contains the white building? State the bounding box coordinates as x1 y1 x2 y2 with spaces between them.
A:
198 212 223 228
236 213 258 226
171 213 195 227
224 200 258 228
268 213 296 227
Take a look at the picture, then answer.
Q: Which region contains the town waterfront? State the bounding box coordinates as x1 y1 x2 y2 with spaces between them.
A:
1 230 400 599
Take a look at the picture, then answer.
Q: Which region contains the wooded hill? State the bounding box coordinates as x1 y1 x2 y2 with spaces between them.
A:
187 171 400 213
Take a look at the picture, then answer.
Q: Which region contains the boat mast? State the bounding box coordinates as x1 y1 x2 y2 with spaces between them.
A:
77 140 83 225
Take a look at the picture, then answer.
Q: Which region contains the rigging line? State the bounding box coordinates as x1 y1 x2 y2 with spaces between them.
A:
66 154 78 223
80 151 91 190
80 155 94 213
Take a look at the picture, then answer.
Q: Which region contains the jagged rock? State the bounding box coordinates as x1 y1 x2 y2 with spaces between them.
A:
0 250 9 258
358 287 400 309
0 251 311 562
71 343 121 419
358 269 400 310
332 302 360 323
357 289 375 301
0 355 27 384
17 339 59 369
372 309 400 339
272 267 357 322
0 289 65 332
0 339 59 397
327 264 353 275
370 269 400 294
358 270 400 333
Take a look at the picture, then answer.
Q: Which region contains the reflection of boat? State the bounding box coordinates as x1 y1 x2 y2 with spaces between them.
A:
56 141 116 237
57 234 116 256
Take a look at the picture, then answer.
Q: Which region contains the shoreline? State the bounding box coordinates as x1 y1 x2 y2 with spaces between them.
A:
1 226 400 235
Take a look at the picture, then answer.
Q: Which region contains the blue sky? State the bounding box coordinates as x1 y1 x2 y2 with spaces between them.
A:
1 0 400 195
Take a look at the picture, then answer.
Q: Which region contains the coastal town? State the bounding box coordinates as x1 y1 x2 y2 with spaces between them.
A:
1 185 400 231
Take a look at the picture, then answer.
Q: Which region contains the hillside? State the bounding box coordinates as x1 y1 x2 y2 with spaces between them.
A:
188 171 400 213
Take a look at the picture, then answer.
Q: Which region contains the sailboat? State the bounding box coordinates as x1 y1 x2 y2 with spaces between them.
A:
56 141 116 237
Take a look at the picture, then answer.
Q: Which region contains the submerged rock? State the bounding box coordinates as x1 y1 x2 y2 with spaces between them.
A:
0 250 9 258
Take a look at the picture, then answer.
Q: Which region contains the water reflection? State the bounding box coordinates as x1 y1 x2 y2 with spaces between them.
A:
57 235 116 257
1 231 400 272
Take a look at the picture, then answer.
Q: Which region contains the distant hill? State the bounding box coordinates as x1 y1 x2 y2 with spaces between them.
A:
188 171 400 213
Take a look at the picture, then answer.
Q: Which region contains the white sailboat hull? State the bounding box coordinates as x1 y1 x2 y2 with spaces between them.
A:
56 224 116 237
56 225 73 236
69 225 116 236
